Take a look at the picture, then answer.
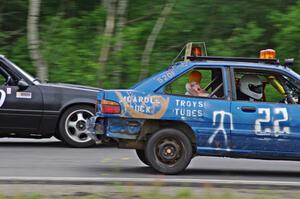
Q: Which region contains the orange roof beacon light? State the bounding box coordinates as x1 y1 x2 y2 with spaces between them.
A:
192 47 202 57
171 42 208 64
183 42 207 62
260 49 276 59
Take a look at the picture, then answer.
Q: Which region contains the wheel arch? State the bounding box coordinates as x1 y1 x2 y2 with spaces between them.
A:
55 101 95 136
138 119 197 151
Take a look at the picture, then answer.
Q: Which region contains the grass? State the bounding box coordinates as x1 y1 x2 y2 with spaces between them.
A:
0 188 298 199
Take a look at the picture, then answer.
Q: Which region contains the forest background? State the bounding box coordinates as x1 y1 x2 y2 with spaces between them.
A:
0 0 299 88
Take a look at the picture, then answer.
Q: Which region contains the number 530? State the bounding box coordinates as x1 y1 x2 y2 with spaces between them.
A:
255 108 290 137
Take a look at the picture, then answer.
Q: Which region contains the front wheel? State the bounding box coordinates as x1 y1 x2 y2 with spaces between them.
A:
59 105 96 147
145 128 192 174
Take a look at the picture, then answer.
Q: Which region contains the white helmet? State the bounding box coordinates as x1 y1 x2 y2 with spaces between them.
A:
239 74 263 100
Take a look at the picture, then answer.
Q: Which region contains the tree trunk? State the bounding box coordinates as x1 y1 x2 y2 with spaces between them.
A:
0 5 3 30
27 0 48 82
98 0 117 87
112 0 128 87
139 0 176 80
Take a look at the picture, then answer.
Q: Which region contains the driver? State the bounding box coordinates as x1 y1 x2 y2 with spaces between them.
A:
185 70 208 97
237 74 263 101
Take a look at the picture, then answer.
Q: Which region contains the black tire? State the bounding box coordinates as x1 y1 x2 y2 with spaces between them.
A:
59 105 96 148
136 149 149 166
145 128 192 174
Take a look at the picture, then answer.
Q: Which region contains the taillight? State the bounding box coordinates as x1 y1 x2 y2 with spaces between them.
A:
101 99 121 114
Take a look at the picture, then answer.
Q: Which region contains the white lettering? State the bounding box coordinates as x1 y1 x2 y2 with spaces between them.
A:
255 107 290 137
198 101 203 108
186 101 191 107
180 100 185 107
174 99 204 118
273 108 290 136
198 110 203 117
146 106 151 113
138 96 143 103
255 108 272 135
176 99 180 106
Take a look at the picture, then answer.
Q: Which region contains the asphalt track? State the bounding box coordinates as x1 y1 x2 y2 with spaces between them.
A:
2 138 300 188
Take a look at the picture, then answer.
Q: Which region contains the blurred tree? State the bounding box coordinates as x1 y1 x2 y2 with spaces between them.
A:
139 0 176 80
112 0 128 87
209 22 265 57
271 0 300 67
98 0 117 87
41 6 105 86
0 0 299 88
0 1 28 59
27 0 48 82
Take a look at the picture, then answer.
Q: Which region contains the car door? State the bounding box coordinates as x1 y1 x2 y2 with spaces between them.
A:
163 65 232 155
230 67 300 156
0 62 43 135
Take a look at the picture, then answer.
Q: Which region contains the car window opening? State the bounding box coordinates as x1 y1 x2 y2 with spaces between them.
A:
165 67 225 99
234 69 300 104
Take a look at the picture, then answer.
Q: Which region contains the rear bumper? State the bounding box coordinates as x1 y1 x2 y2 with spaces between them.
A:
87 116 105 143
87 116 144 141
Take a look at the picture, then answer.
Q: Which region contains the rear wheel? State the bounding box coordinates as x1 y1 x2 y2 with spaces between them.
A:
136 149 149 166
59 105 96 147
145 128 192 174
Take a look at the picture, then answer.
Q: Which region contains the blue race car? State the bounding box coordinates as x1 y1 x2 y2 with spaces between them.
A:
88 43 300 174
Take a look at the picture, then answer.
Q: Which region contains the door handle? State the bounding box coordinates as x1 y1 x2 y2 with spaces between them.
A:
241 106 256 112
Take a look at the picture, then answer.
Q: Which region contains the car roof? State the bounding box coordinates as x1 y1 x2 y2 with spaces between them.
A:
133 60 300 92
192 60 300 78
175 60 298 76
184 60 281 69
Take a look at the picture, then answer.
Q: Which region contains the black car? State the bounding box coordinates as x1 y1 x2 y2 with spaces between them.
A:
0 55 100 147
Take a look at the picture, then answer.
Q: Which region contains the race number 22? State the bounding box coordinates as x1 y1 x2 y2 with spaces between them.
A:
255 107 290 137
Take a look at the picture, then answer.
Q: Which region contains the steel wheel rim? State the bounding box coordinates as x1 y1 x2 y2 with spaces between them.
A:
155 137 183 165
64 109 94 143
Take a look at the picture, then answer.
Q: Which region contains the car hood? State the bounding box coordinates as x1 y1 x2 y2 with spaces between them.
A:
42 83 101 92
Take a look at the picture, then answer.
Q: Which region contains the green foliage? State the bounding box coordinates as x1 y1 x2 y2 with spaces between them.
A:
210 22 265 57
270 0 300 68
0 0 299 88
41 6 106 86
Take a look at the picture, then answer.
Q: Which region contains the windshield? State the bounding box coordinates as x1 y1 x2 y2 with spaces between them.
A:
4 57 39 84
284 66 300 81
283 75 300 95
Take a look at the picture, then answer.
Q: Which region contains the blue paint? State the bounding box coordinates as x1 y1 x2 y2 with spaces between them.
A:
89 60 300 160
106 118 143 139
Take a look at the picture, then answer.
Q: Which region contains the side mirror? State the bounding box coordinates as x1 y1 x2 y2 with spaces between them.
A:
18 79 29 90
5 76 13 86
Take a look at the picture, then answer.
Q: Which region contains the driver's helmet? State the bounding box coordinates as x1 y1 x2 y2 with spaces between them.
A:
239 74 263 100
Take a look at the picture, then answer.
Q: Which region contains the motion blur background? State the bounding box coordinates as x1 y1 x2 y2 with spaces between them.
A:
0 0 299 88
